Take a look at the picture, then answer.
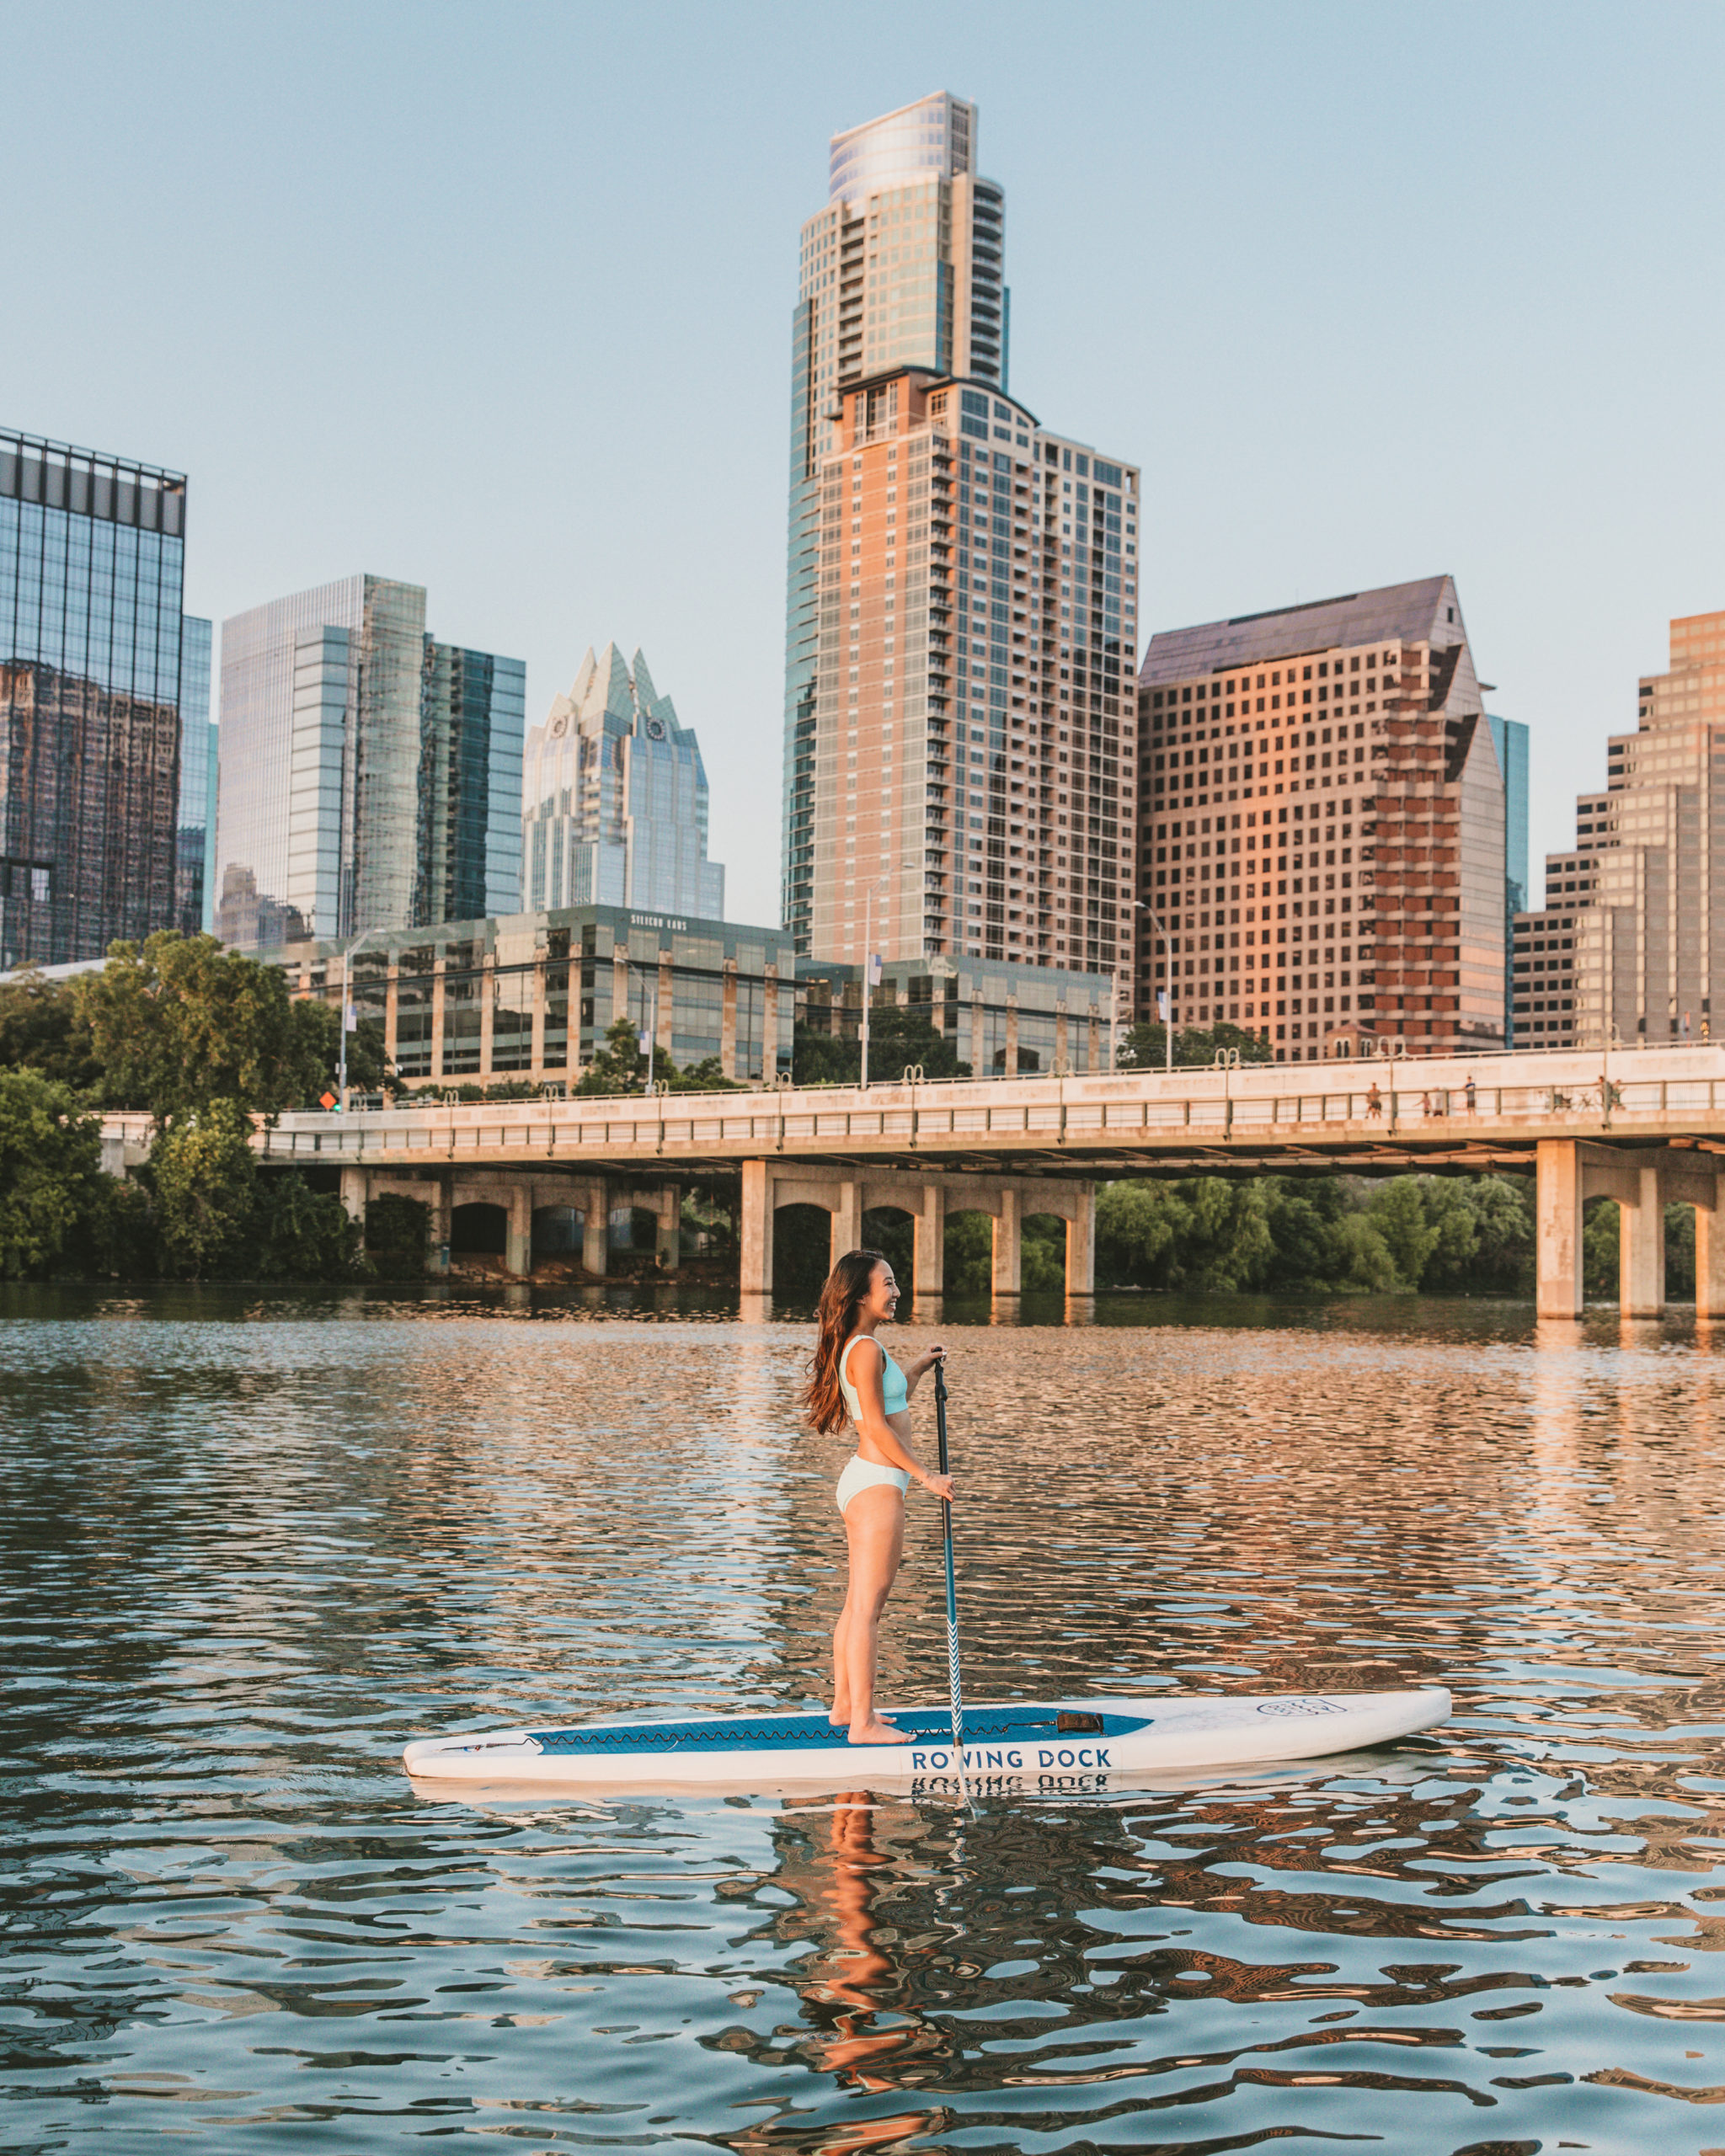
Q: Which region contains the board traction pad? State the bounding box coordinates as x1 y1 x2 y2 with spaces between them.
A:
527 1705 1151 1756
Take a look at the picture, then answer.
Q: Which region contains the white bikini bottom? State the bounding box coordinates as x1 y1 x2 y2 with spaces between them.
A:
836 1454 910 1515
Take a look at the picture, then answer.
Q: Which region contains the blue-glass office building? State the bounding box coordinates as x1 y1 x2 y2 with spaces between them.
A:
175 615 216 935
0 429 186 968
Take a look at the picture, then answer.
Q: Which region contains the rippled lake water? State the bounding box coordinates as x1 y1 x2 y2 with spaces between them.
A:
6 1283 1725 2153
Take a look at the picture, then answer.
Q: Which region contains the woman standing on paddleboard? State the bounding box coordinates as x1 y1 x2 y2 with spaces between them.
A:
804 1249 953 1745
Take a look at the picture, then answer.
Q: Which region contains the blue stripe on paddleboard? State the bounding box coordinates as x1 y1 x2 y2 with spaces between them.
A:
527 1706 1151 1757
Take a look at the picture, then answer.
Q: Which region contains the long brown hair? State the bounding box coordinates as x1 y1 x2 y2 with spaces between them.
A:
804 1247 889 1435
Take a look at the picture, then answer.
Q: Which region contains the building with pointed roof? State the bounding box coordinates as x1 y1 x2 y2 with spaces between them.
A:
1138 574 1508 1061
523 644 724 921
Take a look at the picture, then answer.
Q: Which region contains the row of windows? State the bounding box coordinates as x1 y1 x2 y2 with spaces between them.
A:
1150 651 1407 707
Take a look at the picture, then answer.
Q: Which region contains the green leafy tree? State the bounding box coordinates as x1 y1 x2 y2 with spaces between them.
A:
792 1025 857 1085
1261 1177 1352 1289
1366 1179 1442 1288
670 1055 743 1092
254 1173 362 1281
1335 1210 1402 1292
0 1070 110 1277
288 1001 393 1105
366 1193 430 1280
1097 1180 1194 1289
793 1006 969 1085
1119 1019 1272 1070
78 932 327 1120
1583 1196 1619 1299
149 1100 259 1278
1021 1214 1070 1293
0 968 101 1089
576 1017 650 1095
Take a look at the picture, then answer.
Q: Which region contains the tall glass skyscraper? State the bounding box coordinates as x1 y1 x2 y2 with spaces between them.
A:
783 93 1008 950
523 644 724 919
0 428 186 968
216 574 524 947
175 614 216 935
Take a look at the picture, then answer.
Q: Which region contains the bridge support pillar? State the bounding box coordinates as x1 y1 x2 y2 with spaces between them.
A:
505 1182 531 1279
1536 1139 1583 1319
740 1159 774 1301
581 1180 609 1278
992 1185 1022 1299
655 1183 681 1274
914 1180 945 1305
829 1177 862 1268
430 1177 452 1275
1696 1174 1725 1319
1620 1162 1667 1318
1066 1181 1096 1298
339 1166 368 1225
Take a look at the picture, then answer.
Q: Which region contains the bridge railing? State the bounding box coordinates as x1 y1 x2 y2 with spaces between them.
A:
241 1062 1724 1162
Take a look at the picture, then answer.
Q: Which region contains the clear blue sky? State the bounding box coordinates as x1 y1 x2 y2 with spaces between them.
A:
7 0 1722 926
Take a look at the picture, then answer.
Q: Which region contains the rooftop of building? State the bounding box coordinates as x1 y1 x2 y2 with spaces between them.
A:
1 425 186 489
1140 575 1461 686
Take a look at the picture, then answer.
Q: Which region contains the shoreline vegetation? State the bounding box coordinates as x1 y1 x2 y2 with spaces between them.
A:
0 933 1697 1299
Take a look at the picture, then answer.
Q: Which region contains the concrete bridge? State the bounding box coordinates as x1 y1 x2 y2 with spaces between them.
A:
104 1042 1725 1315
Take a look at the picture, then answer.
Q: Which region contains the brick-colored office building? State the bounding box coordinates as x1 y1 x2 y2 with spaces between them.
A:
1136 578 1508 1061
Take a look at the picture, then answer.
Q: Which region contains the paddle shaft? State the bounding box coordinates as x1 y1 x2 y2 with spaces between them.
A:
932 1360 966 1771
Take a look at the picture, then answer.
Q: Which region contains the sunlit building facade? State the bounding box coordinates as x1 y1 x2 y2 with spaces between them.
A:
523 645 724 919
784 92 1009 950
1524 606 1725 1049
0 428 186 968
1138 577 1507 1061
272 905 792 1087
216 574 524 946
801 370 1140 981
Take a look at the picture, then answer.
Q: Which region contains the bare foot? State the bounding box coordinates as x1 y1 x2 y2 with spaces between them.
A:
848 1718 911 1745
830 1707 895 1726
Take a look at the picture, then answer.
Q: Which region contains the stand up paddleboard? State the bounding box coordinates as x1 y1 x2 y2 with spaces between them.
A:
401 1686 1450 1795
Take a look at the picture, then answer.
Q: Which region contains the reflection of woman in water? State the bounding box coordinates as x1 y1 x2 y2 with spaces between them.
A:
804 1249 953 1745
783 1795 952 2125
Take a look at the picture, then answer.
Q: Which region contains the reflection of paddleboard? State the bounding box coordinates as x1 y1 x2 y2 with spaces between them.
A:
402 1687 1450 1792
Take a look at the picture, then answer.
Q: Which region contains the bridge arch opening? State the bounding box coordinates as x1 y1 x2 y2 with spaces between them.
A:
611 1205 659 1254
531 1203 585 1261
772 1203 833 1301
862 1206 916 1299
451 1202 507 1257
1583 1193 1697 1304
1022 1212 1071 1294
943 1208 996 1297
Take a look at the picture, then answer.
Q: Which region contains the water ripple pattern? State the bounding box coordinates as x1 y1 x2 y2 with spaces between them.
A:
4 1284 1725 2152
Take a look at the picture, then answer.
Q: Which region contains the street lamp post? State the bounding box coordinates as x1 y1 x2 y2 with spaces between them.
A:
336 928 383 1108
1134 900 1174 1075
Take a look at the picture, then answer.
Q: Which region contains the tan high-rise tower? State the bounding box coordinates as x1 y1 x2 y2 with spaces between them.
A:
782 93 1009 953
1517 606 1725 1049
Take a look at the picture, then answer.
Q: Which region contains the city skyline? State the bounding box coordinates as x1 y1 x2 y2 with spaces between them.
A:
7 4 1721 932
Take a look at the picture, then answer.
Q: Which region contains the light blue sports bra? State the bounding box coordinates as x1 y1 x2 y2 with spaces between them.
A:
838 1335 909 1424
